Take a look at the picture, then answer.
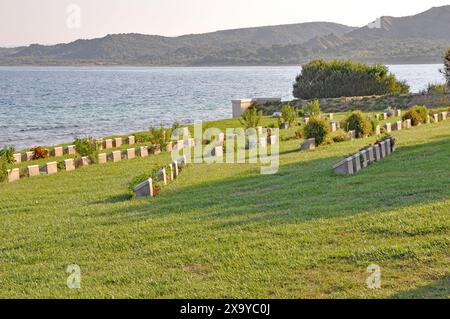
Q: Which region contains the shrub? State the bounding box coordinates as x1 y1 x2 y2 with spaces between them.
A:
402 105 428 126
303 117 330 145
281 104 297 126
426 83 448 94
441 49 450 89
370 118 379 134
412 105 428 123
134 131 153 143
0 145 15 164
294 127 304 139
73 137 100 163
293 59 409 99
302 99 320 117
31 146 49 159
333 134 347 143
239 105 262 129
0 157 7 183
342 111 373 138
148 127 169 149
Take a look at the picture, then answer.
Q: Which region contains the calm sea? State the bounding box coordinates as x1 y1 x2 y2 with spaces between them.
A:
0 65 444 150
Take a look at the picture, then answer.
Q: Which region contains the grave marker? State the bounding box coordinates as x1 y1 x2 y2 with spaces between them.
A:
404 119 412 129
159 168 167 185
112 151 121 162
113 138 123 148
64 159 76 171
52 147 64 157
392 121 402 131
67 145 76 155
28 165 40 177
367 147 375 164
126 148 136 160
138 146 148 158
104 139 113 149
333 157 354 175
134 178 154 198
44 162 58 175
98 153 107 164
300 138 316 151
352 153 361 173
13 153 22 163
7 168 20 182
375 125 381 135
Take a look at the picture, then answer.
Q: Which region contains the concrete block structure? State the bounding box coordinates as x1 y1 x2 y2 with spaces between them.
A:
232 98 281 118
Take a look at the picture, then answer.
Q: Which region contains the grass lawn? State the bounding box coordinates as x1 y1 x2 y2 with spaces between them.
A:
0 115 449 298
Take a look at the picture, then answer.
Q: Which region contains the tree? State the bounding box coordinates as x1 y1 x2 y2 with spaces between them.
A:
302 99 320 117
293 59 409 99
239 105 262 129
281 104 297 126
442 49 450 89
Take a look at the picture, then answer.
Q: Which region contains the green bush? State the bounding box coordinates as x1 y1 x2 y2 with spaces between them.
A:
342 111 373 138
443 49 450 88
239 105 262 129
426 83 448 94
370 118 379 134
0 157 8 183
294 127 304 139
148 127 170 149
0 145 15 164
293 59 409 99
303 117 330 145
302 99 320 117
74 137 100 164
402 105 428 126
134 131 153 143
333 134 347 143
281 104 297 126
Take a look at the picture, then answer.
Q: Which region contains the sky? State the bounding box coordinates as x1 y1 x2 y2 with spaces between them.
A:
1 0 449 47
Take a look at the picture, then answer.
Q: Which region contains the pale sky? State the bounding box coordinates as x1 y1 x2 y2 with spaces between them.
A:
1 0 449 47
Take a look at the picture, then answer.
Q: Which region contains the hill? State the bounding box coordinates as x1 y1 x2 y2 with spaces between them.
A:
0 6 449 65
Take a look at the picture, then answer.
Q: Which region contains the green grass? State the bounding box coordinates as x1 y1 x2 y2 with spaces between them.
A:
0 115 449 298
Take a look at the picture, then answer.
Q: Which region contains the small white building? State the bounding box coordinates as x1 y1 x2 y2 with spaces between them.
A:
231 98 281 118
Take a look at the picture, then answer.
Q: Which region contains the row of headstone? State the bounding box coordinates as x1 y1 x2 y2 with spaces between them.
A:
246 135 278 150
332 138 396 175
134 156 187 198
99 144 162 164
11 135 137 164
6 142 165 182
13 145 76 163
6 156 92 182
101 136 135 150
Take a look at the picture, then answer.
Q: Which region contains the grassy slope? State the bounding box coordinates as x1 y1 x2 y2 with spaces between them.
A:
0 117 449 298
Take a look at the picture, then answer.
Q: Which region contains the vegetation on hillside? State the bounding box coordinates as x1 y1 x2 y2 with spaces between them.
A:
402 105 429 126
293 60 410 99
240 106 262 129
342 111 374 138
442 49 450 88
303 116 330 145
1 114 449 298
